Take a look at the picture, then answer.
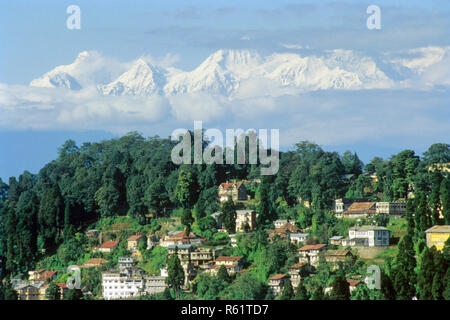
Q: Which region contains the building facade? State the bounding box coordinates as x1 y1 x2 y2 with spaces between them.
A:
376 202 406 216
425 225 450 251
235 210 257 232
344 226 390 247
218 182 248 203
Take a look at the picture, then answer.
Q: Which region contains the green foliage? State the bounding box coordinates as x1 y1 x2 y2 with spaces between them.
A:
0 278 18 300
217 265 231 283
64 288 83 300
167 251 185 297
223 273 267 300
278 279 294 300
391 233 416 299
350 284 381 300
294 281 309 300
175 169 198 209
219 199 237 233
329 274 350 300
181 208 194 234
193 273 227 299
45 282 61 300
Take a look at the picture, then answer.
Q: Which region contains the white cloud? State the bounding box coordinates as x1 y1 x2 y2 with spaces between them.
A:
1 47 449 150
281 43 303 50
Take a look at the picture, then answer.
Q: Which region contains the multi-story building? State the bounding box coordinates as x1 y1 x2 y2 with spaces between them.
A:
235 210 257 232
269 222 300 240
323 250 355 269
376 202 406 217
210 256 243 274
159 230 202 248
28 270 57 283
127 234 143 252
342 202 377 218
147 232 158 250
298 244 327 267
98 240 119 253
102 271 168 300
425 225 450 251
329 235 344 245
288 263 306 288
274 219 296 229
342 226 390 247
118 257 134 273
15 283 42 300
218 182 248 203
143 276 167 296
334 198 371 215
102 272 145 300
190 247 216 266
268 274 289 297
167 244 196 284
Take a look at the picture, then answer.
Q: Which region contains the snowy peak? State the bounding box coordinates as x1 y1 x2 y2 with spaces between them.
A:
29 47 449 97
263 53 362 90
30 71 82 90
30 50 126 90
164 49 261 96
99 58 167 96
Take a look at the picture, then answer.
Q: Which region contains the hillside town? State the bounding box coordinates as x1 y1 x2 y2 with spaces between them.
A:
0 137 449 301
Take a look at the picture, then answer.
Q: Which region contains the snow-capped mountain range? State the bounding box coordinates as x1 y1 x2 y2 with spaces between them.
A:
29 47 450 98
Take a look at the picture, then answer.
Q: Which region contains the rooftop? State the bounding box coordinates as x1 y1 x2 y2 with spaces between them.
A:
219 182 243 190
345 202 376 214
83 258 108 266
425 225 450 233
349 225 389 231
269 273 289 280
127 234 142 241
325 250 353 257
347 279 361 287
298 244 327 251
99 240 119 249
289 263 306 269
215 256 243 262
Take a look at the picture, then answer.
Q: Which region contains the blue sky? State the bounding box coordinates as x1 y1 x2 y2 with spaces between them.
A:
0 0 449 181
2 0 450 83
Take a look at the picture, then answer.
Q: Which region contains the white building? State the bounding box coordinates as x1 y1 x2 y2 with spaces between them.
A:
235 210 256 232
143 276 167 296
274 219 296 229
102 271 168 300
102 272 145 300
118 257 134 273
289 233 309 245
376 202 406 216
343 226 390 247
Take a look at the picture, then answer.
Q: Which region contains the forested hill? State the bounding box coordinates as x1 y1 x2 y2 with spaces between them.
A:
0 132 449 278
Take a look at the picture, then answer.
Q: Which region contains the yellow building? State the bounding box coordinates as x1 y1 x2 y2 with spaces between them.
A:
425 225 450 251
127 234 143 252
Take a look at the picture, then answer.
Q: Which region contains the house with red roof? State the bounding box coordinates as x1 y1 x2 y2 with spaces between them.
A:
98 240 119 253
127 233 143 252
218 181 248 203
343 202 376 218
28 269 58 283
209 256 244 274
298 243 327 267
268 274 290 297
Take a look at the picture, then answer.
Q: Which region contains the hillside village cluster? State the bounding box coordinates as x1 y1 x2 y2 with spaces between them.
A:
11 180 450 300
